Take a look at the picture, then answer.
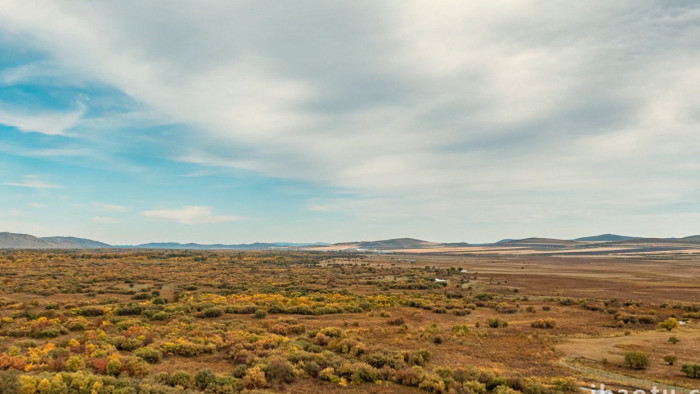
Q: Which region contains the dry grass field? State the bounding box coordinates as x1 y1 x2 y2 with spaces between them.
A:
0 250 697 393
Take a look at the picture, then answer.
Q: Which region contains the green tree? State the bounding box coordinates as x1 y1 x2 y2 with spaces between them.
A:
663 354 676 366
624 351 650 370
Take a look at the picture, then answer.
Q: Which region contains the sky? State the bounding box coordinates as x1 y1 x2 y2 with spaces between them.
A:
0 1 699 245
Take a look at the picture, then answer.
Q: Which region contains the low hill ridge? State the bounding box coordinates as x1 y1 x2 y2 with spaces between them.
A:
574 234 638 242
354 238 438 250
0 233 108 249
3 231 700 251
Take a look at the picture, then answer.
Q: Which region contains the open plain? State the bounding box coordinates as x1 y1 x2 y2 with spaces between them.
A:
0 249 697 393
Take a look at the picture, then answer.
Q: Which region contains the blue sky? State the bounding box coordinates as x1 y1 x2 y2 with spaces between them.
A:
1 1 699 244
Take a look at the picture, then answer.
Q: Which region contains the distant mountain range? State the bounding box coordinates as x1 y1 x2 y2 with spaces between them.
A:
573 234 639 242
295 235 700 251
0 232 328 250
115 242 329 250
494 237 580 247
345 238 440 250
1 232 700 251
0 232 110 249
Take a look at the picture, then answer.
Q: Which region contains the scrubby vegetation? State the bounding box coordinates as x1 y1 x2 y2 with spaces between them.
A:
624 351 650 370
663 354 676 366
682 364 700 378
530 319 556 329
0 250 697 392
658 318 680 331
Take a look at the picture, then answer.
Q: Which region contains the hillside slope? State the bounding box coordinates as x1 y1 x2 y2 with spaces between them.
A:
41 236 111 248
355 238 439 250
574 234 638 242
0 233 109 249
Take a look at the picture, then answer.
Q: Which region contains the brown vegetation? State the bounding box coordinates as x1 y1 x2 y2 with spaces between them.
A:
0 250 697 392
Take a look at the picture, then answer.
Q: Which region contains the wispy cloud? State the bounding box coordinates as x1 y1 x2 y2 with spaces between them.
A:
142 206 239 224
0 59 69 86
91 202 129 212
25 148 94 157
3 175 61 190
0 102 85 136
92 216 121 224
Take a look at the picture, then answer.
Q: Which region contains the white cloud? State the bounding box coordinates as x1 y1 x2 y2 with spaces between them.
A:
142 206 239 224
0 102 85 136
0 59 71 86
1 1 699 240
3 175 61 190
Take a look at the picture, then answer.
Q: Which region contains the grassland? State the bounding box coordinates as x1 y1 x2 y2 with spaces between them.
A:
0 250 697 393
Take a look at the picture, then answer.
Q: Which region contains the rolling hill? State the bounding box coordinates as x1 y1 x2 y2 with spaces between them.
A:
680 235 700 243
0 233 109 249
574 234 638 242
354 238 439 250
40 236 111 248
126 242 307 250
3 231 700 253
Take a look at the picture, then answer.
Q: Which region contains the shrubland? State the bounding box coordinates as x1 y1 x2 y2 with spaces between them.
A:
0 250 697 392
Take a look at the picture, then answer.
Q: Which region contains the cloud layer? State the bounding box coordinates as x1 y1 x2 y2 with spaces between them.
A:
0 1 699 241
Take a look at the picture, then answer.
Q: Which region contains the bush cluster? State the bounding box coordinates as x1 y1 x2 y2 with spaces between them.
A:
530 319 556 329
624 351 650 370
